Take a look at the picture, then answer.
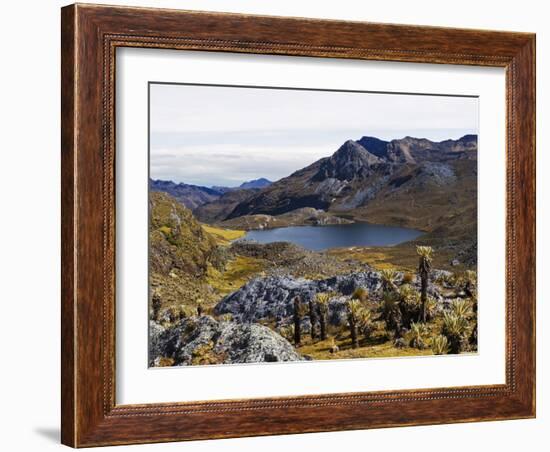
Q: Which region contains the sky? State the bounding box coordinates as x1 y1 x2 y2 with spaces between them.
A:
150 83 478 187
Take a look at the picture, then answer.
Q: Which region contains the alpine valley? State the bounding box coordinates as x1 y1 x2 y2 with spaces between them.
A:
149 135 479 367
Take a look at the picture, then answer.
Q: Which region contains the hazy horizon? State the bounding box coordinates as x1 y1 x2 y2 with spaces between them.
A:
150 83 478 187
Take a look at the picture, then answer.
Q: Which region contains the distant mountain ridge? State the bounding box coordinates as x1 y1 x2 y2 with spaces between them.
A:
239 178 272 189
150 177 272 210
150 179 223 210
152 134 477 252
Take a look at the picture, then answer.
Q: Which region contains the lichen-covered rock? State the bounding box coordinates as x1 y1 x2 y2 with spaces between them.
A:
214 272 383 323
148 320 166 364
149 316 303 366
214 270 446 325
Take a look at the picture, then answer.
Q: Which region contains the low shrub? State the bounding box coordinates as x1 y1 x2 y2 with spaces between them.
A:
218 313 233 322
351 286 369 303
409 322 428 349
399 285 436 327
431 335 450 355
381 291 403 338
450 299 473 319
441 312 470 354
279 324 295 342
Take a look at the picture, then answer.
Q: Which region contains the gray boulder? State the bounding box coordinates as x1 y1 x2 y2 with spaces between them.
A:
215 271 382 323
327 296 352 326
149 315 303 366
215 270 445 325
148 320 166 363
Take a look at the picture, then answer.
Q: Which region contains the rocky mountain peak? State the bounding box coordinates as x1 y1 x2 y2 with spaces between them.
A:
239 177 272 189
313 140 384 182
356 136 390 159
156 133 477 222
458 134 478 142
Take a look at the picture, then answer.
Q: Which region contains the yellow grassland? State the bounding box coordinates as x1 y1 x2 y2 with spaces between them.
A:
206 255 268 300
201 224 246 245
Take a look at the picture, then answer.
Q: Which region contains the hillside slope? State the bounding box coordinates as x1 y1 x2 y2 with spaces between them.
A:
225 135 477 237
149 192 227 308
150 179 223 210
193 188 261 223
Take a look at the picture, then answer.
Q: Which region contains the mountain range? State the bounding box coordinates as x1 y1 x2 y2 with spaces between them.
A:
226 135 476 220
152 134 477 255
150 178 272 210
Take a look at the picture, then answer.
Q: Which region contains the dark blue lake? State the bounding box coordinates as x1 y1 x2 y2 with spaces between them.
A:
239 223 424 251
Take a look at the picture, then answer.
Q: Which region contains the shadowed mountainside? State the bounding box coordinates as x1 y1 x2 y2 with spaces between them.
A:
150 177 272 211
225 135 477 229
150 179 224 210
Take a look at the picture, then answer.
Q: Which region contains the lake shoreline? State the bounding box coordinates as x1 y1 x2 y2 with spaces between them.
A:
234 222 424 251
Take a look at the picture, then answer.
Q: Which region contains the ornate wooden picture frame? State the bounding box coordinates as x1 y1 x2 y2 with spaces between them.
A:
61 3 535 447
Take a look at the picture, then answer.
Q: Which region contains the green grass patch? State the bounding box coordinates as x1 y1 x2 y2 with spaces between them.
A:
298 332 433 360
206 254 267 298
158 225 172 236
201 224 246 245
327 244 461 272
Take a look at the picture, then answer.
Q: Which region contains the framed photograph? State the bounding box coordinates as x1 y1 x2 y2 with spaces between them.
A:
61 4 535 447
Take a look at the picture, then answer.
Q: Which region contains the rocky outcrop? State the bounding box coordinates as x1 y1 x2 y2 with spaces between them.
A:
193 188 262 223
219 207 352 231
312 140 386 182
149 192 230 308
214 272 383 323
149 316 304 366
215 271 445 325
149 191 225 277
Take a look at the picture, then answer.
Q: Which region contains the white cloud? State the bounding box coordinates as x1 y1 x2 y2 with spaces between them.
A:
150 83 477 135
151 144 332 187
150 83 478 186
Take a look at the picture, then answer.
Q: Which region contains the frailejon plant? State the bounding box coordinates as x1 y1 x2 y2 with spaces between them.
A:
218 313 233 322
293 296 308 347
431 335 450 355
463 270 477 298
357 306 374 339
398 284 436 328
308 298 318 340
151 292 162 321
315 292 331 341
469 291 479 348
435 271 453 287
380 268 398 294
451 299 473 319
351 286 369 303
453 270 477 298
293 296 302 346
166 306 180 323
416 245 433 323
279 324 294 342
442 311 470 354
399 284 420 327
346 299 362 348
196 299 204 317
381 291 403 338
426 297 437 320
329 337 339 354
409 321 428 349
